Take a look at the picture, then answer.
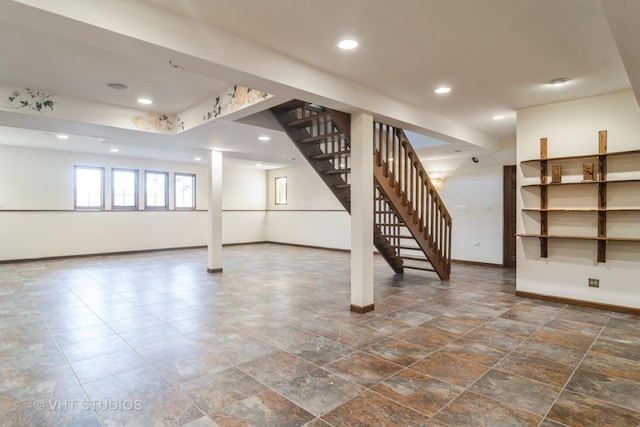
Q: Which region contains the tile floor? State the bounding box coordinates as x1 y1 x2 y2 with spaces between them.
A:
1 243 640 426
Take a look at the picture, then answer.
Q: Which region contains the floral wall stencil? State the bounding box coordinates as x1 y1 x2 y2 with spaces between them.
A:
132 113 184 133
6 88 57 112
202 85 269 121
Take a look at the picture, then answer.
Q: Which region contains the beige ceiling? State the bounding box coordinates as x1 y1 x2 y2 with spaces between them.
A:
0 0 638 165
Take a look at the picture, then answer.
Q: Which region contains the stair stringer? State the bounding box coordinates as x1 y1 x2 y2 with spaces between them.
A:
374 162 450 280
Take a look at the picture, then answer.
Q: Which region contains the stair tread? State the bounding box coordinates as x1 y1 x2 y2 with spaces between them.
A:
286 111 333 127
324 168 350 175
312 150 351 160
376 223 405 226
300 131 345 144
402 255 429 261
404 265 436 272
333 184 351 189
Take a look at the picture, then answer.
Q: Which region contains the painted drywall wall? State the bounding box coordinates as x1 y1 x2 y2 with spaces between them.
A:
265 165 350 249
0 145 268 260
517 90 640 308
222 161 267 243
423 149 515 265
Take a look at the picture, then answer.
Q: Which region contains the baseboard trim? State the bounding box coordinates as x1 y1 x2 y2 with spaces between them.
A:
516 291 640 316
350 304 375 314
0 245 208 264
452 259 504 268
265 241 351 253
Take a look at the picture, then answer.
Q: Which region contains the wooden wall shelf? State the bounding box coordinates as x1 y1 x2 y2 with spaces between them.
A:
518 131 640 262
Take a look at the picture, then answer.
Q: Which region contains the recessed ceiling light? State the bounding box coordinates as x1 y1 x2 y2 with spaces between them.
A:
435 86 451 94
338 39 358 50
110 148 119 153
107 83 128 90
288 157 296 161
454 149 462 153
256 163 262 167
258 136 270 141
547 77 570 87
493 115 505 120
194 157 202 161
137 97 153 105
56 134 68 140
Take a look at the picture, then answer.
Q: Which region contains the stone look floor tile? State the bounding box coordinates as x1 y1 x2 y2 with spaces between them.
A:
439 338 508 367
325 352 403 388
530 326 595 351
434 391 541 426
566 368 640 411
210 390 315 427
321 390 429 426
70 349 147 384
483 317 541 337
151 352 231 385
363 338 432 367
599 325 640 345
516 336 586 367
460 327 525 352
469 369 560 416
238 351 317 387
3 244 639 426
272 368 364 417
590 338 640 362
410 351 489 387
494 351 574 387
372 369 461 416
579 350 640 383
98 388 203 427
547 390 640 426
178 367 267 415
288 336 354 366
393 326 456 350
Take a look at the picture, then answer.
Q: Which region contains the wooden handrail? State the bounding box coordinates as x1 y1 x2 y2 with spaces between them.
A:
373 122 452 277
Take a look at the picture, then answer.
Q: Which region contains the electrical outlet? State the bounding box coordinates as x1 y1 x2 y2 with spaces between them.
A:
588 278 599 288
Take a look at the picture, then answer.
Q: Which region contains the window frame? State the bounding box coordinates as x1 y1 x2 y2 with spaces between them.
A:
111 168 139 210
275 176 287 205
174 173 196 210
144 170 169 210
74 165 105 210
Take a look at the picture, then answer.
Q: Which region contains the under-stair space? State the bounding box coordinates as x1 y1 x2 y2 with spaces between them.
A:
271 100 451 280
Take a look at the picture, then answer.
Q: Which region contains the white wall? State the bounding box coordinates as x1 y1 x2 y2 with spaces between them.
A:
222 162 267 244
517 90 640 309
423 149 515 265
0 145 268 260
266 165 350 249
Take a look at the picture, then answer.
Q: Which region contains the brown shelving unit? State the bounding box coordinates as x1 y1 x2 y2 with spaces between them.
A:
518 130 640 262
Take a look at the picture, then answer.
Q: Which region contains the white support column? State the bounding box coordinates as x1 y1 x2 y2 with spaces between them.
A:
207 150 223 273
350 112 375 313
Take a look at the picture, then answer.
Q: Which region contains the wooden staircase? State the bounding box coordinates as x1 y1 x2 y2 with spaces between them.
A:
271 100 452 280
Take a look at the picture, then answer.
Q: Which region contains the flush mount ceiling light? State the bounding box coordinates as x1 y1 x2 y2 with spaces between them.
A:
547 77 570 87
194 157 202 161
107 83 128 90
56 134 68 140
435 86 451 94
258 136 270 141
338 39 358 50
110 148 119 153
493 115 505 120
256 163 262 167
137 97 153 105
